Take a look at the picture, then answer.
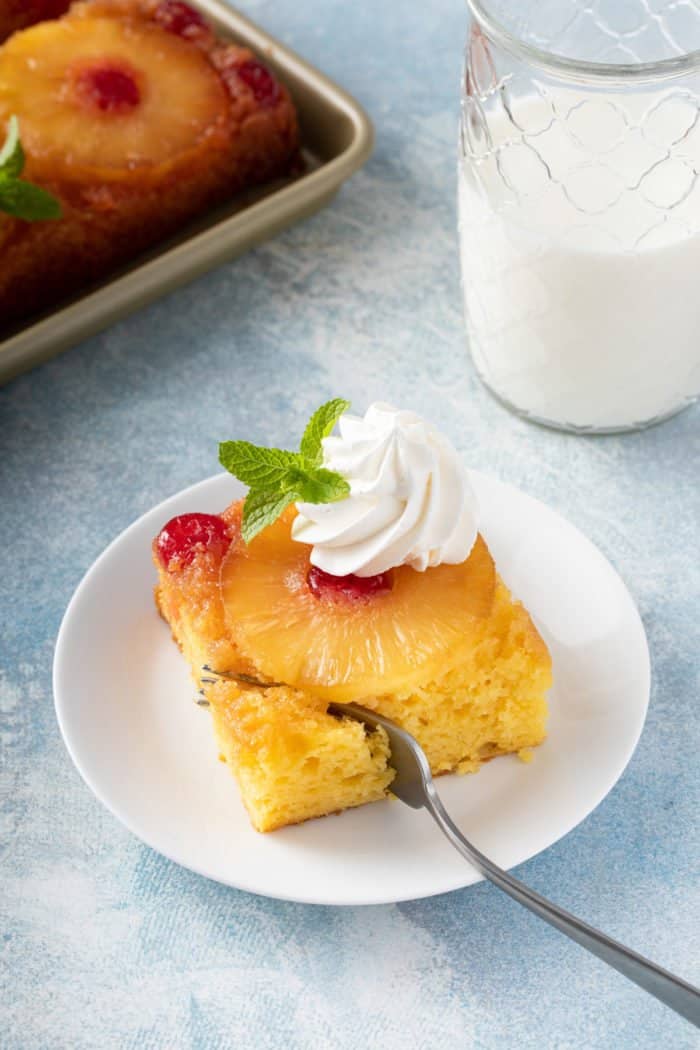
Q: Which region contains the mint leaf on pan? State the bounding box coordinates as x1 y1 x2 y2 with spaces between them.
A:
219 399 352 544
300 397 350 466
0 115 23 177
0 115 62 221
0 178 62 220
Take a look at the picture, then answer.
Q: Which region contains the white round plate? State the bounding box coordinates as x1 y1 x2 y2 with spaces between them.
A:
54 471 650 906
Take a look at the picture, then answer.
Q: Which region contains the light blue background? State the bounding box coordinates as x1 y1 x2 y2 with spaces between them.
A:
1 1 699 1047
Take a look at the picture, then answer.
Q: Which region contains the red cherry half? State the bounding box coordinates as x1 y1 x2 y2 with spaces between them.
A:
234 59 280 105
307 565 394 603
152 1 206 37
75 64 141 114
156 513 230 570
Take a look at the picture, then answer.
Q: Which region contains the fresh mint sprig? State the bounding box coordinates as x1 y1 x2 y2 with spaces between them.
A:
0 116 62 221
299 397 350 466
219 398 351 543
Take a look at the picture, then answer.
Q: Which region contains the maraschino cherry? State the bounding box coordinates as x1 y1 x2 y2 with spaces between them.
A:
307 565 394 603
76 64 141 114
234 60 280 105
153 1 206 37
157 513 230 569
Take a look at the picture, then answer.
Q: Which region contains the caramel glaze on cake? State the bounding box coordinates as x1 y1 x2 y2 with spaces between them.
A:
0 0 299 327
153 501 552 832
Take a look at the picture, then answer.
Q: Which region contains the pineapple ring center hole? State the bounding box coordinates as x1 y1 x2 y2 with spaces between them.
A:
306 566 394 603
72 60 142 114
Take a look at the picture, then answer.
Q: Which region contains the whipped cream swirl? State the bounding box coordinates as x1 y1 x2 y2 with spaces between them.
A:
291 402 478 577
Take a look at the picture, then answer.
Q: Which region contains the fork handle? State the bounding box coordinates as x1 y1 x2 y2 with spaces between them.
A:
424 784 700 1028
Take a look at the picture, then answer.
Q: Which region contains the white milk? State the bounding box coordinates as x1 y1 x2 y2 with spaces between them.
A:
458 95 700 429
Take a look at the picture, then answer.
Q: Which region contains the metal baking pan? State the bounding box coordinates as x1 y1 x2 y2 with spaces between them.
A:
0 0 373 383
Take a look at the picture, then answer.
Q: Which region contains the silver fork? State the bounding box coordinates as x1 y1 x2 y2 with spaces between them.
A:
331 701 700 1028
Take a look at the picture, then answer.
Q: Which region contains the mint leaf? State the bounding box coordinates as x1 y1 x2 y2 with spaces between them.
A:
287 466 350 504
0 177 62 220
219 441 300 489
0 116 62 221
0 115 23 178
219 399 352 543
300 398 350 467
242 488 298 544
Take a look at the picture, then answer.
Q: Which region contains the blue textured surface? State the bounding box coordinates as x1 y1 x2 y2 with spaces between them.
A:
1 1 699 1047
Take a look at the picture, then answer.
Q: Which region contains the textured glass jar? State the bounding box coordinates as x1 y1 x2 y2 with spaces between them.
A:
459 0 700 432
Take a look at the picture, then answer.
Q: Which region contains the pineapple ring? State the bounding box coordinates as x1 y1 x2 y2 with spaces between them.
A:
220 506 497 702
0 15 228 181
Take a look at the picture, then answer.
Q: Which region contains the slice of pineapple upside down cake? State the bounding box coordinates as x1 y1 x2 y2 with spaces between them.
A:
153 402 552 832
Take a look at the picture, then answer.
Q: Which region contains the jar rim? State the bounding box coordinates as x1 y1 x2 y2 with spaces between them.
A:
466 0 700 84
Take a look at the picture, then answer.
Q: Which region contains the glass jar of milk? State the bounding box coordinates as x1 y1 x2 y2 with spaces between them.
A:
459 0 700 432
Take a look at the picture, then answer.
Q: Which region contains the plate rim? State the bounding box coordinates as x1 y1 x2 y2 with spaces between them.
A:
53 470 651 906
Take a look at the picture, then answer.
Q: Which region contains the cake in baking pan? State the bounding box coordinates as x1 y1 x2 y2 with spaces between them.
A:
0 1 299 325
